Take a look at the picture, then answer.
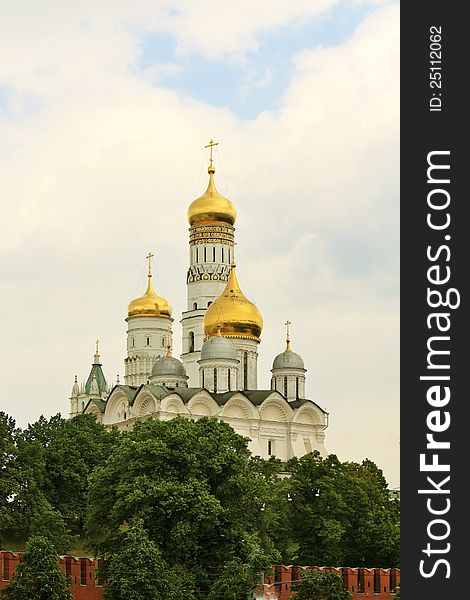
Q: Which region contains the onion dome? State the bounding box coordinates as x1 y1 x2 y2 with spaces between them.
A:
200 330 238 361
204 262 263 341
128 254 172 318
272 334 305 371
151 355 186 378
187 163 236 227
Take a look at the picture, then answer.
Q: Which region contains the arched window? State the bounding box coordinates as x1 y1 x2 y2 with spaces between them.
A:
189 332 195 353
146 337 150 346
284 376 288 398
201 370 205 388
193 302 198 310
268 440 273 456
207 301 212 307
214 368 217 393
296 377 299 399
243 352 248 390
228 369 231 391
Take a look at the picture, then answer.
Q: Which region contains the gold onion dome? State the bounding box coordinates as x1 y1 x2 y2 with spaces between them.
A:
204 262 263 341
187 164 237 227
128 256 172 318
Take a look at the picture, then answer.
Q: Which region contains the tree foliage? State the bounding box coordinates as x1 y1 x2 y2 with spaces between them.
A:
103 521 185 600
283 452 400 567
86 417 280 597
293 569 352 600
0 535 72 600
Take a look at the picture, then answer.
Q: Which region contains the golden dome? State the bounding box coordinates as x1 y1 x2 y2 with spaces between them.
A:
127 274 172 319
187 165 237 227
204 263 263 341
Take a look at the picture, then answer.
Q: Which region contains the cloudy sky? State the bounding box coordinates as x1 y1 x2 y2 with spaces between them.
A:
0 0 399 487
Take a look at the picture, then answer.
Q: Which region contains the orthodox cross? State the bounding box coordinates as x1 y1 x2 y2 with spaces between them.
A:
146 251 154 277
95 339 99 354
285 320 291 341
204 139 219 167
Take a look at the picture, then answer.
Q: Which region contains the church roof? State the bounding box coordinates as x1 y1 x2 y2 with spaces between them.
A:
103 384 326 415
85 363 107 395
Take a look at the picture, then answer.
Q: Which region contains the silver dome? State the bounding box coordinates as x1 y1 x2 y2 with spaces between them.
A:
200 335 237 361
272 350 305 370
151 355 187 377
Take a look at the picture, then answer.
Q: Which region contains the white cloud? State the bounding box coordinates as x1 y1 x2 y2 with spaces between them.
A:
0 2 399 486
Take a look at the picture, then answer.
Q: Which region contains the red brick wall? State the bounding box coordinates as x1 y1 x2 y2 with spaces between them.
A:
2 551 400 600
0 551 103 600
262 565 400 599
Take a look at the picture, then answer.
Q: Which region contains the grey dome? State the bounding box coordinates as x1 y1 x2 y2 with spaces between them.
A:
272 349 305 370
200 335 237 361
151 355 187 377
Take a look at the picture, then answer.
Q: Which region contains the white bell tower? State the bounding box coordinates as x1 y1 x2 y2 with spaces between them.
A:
181 140 236 385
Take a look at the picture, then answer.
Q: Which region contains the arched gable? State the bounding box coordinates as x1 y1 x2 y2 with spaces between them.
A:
161 394 190 415
84 403 102 423
220 393 259 420
103 389 130 425
132 391 157 418
259 392 293 422
292 403 325 426
187 391 220 417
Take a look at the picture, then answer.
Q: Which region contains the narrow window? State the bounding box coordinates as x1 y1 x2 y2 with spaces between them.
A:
96 559 104 587
146 337 150 346
228 369 231 391
65 557 72 578
212 246 216 262
243 352 248 389
207 301 212 307
222 247 224 263
204 246 207 262
202 370 205 388
296 377 299 399
80 559 87 586
214 368 217 393
132 338 135 347
284 377 288 398
193 302 198 310
3 555 10 580
189 332 195 353
161 336 166 348
268 440 272 456
228 247 231 263
196 247 199 263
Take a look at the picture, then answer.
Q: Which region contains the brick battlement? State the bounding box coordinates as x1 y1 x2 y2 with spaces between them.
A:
1 551 400 599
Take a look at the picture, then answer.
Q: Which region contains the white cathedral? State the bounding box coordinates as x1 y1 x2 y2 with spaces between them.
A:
69 144 328 461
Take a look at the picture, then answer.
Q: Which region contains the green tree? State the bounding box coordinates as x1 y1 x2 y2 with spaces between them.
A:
0 412 18 545
87 417 280 596
3 413 119 551
285 453 399 567
0 535 72 600
293 569 351 600
103 521 185 600
207 559 252 600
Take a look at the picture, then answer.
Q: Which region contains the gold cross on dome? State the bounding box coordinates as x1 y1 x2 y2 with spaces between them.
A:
146 251 154 277
204 139 219 166
285 320 291 341
95 339 99 354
